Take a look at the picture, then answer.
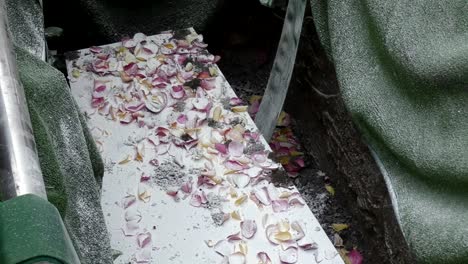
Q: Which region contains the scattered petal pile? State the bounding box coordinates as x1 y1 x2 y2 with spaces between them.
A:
248 96 305 177
69 29 340 264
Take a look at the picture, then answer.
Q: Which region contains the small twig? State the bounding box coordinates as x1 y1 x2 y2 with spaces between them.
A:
312 85 339 99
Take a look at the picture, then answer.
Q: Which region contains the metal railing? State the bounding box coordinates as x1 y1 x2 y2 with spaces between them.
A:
0 0 47 201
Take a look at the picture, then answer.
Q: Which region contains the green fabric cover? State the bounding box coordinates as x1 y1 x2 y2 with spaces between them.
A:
311 0 468 263
16 47 112 263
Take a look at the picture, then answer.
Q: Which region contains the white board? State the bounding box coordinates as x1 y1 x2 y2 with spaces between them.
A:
66 29 343 264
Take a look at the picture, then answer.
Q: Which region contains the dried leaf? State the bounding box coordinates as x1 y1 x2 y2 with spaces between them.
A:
235 194 247 206
332 223 349 232
325 184 335 196
231 210 242 221
118 155 132 165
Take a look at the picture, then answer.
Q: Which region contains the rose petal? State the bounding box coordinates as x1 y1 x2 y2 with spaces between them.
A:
124 62 138 76
257 252 272 264
272 200 289 213
214 240 234 257
122 195 137 209
291 221 305 241
122 220 140 236
177 114 188 124
200 78 216 90
145 92 167 113
126 101 146 112
90 46 105 54
225 160 246 171
92 80 109 99
181 181 193 194
348 249 363 264
125 208 142 222
240 220 257 239
228 252 246 264
137 232 152 248
193 97 210 111
227 232 242 242
229 173 248 188
297 237 318 250
135 248 151 264
288 193 306 207
215 143 228 155
228 141 244 157
265 224 280 245
190 191 207 207
171 85 186 99
244 167 263 178
253 187 271 206
279 246 298 264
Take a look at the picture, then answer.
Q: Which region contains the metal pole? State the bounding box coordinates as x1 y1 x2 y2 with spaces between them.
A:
254 0 306 141
0 0 47 200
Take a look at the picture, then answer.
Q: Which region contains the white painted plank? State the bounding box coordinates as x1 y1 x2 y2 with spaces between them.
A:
66 30 343 264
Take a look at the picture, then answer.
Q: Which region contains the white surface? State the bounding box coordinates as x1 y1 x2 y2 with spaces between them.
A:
66 30 343 264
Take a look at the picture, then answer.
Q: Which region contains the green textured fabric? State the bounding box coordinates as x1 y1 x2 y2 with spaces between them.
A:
16 47 112 263
311 1 468 263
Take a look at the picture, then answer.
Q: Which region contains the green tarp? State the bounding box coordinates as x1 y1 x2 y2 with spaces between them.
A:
311 0 468 263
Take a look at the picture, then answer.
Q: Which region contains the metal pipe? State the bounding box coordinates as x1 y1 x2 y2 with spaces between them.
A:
0 0 47 200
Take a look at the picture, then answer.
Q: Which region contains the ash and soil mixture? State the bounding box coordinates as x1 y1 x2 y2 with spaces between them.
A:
203 0 372 262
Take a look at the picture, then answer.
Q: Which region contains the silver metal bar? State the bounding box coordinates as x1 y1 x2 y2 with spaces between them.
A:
254 0 307 140
0 0 47 200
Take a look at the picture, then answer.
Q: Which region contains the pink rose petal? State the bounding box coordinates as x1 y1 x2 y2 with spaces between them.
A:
279 246 298 264
137 232 152 248
92 80 108 99
190 191 207 207
228 252 246 264
291 221 305 241
90 46 103 53
265 224 280 245
193 97 210 111
171 85 186 99
181 181 193 194
297 237 318 250
177 114 188 124
232 174 250 188
214 240 234 257
125 101 146 112
225 160 246 171
288 193 305 207
228 141 244 157
215 143 228 155
253 187 271 206
125 208 142 222
124 62 138 76
145 92 167 113
122 220 140 236
257 252 272 264
272 200 289 213
348 249 363 264
122 195 137 209
227 232 242 242
135 248 151 264
200 78 216 90
240 220 257 239
245 166 263 178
